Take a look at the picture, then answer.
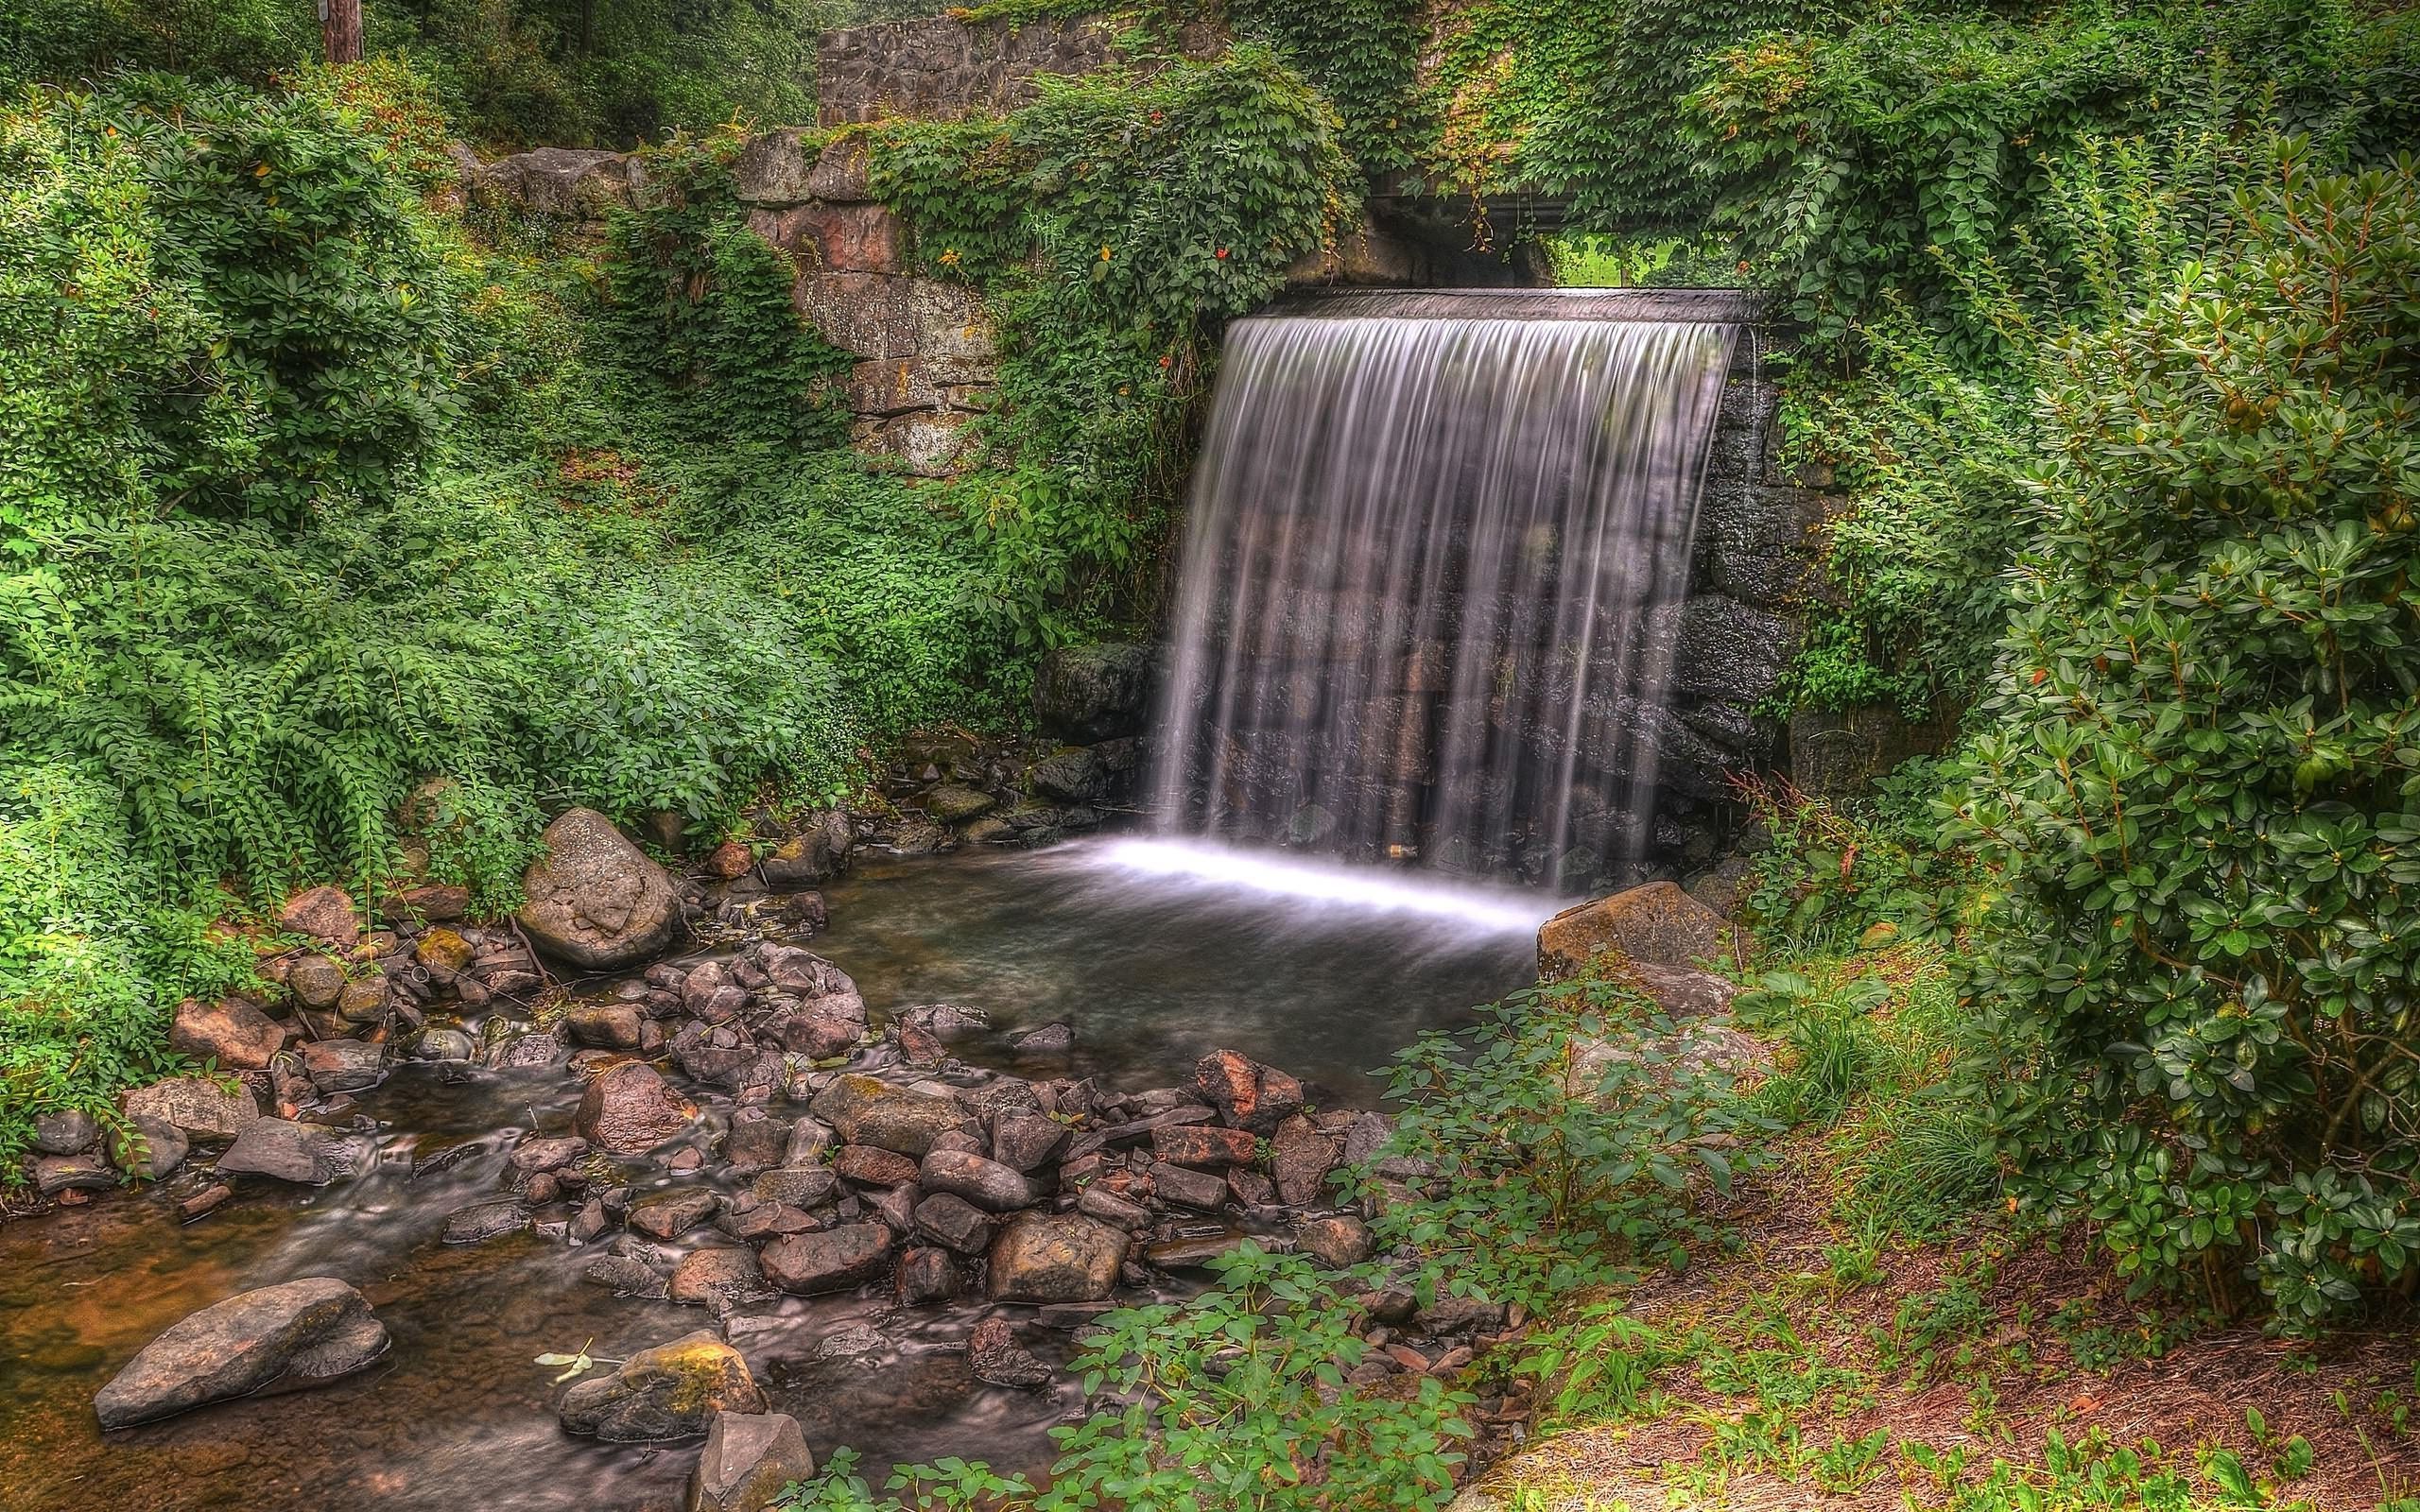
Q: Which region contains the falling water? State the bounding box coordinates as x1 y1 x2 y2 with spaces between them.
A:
1150 296 1737 889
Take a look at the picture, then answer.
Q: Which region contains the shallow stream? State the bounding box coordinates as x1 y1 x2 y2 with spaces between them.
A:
1 842 1540 1512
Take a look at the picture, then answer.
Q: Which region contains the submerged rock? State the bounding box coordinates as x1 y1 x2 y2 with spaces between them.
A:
517 808 683 970
558 1330 765 1442
94 1277 388 1428
688 1410 815 1512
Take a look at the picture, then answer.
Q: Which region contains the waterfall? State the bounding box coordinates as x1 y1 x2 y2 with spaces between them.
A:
1148 295 1737 890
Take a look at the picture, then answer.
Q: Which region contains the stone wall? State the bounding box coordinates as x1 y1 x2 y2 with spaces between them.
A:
814 14 1222 126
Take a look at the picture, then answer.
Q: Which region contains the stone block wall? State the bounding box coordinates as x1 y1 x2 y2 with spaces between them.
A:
814 14 1222 127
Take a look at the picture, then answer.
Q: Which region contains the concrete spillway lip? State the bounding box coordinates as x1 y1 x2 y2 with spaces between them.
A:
1257 286 1770 324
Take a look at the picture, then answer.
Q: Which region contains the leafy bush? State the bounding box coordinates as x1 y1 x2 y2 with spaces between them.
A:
1945 144 2420 1327
1366 977 1765 1310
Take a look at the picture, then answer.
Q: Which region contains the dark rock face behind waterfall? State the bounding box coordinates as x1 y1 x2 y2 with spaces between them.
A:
1149 292 1796 892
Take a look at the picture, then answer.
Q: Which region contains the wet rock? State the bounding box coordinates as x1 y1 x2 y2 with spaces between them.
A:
443 1198 530 1246
300 1038 386 1096
482 1025 569 1070
835 1144 920 1188
758 832 838 888
1536 880 1735 979
178 1182 233 1222
783 1116 837 1165
563 1001 644 1050
1075 1187 1151 1230
1033 643 1151 743
669 1248 773 1312
577 1060 698 1153
279 886 361 948
585 1254 670 1298
751 1166 838 1209
558 1330 765 1442
966 1316 1052 1390
895 1246 962 1306
1228 1168 1279 1208
32 1151 113 1194
720 1201 820 1241
406 1026 476 1061
1270 1117 1340 1207
122 1075 261 1144
510 1135 588 1178
989 1109 1069 1174
1192 1050 1305 1136
1146 1233 1252 1271
1150 1163 1227 1211
671 1022 761 1087
762 1223 893 1296
170 998 286 1072
808 1075 965 1159
336 972 389 1025
869 1182 919 1237
1007 1021 1074 1057
518 808 683 970
912 1192 996 1255
919 1149 1040 1212
987 1212 1125 1303
414 927 475 978
1151 1124 1257 1169
1296 1215 1374 1269
688 1409 814 1512
629 1188 720 1241
723 1110 792 1174
94 1277 388 1429
216 1119 370 1185
108 1116 189 1181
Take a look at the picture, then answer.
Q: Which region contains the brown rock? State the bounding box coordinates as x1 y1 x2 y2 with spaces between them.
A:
286 954 346 1010
1269 1116 1340 1207
517 808 683 971
557 1330 764 1442
278 886 359 947
761 1223 893 1295
170 998 285 1071
1151 1124 1256 1170
704 840 754 879
413 927 475 977
576 1061 697 1154
966 1315 1051 1389
1191 1050 1304 1136
94 1277 388 1428
1536 881 1736 979
121 1075 260 1144
668 1247 772 1312
563 1001 645 1050
381 884 470 922
986 1212 1125 1304
688 1410 815 1512
834 1144 920 1188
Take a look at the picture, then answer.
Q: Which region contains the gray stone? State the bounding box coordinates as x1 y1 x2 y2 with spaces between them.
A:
300 1038 386 1096
443 1198 530 1246
668 1248 773 1312
1033 643 1151 743
108 1115 188 1181
989 1109 1069 1173
216 1120 370 1185
32 1108 97 1156
94 1278 388 1428
807 1075 965 1158
911 1192 995 1255
558 1330 766 1443
688 1410 815 1512
517 808 683 970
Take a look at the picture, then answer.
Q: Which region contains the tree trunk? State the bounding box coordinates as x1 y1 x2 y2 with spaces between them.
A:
322 0 364 64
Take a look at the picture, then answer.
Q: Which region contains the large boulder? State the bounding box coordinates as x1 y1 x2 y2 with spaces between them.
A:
94 1278 388 1428
277 886 361 948
1537 881 1737 980
987 1212 1126 1303
558 1330 766 1443
122 1075 261 1144
688 1410 815 1512
576 1060 697 1154
215 1119 372 1185
517 808 683 971
170 998 286 1071
1033 643 1152 742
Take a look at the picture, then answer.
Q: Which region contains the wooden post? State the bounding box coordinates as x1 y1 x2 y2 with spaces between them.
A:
321 0 363 64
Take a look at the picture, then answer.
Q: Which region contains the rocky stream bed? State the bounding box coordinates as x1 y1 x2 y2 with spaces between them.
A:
2 820 1546 1512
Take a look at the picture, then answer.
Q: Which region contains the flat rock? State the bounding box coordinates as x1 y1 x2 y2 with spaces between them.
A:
94 1277 388 1428
122 1076 260 1144
688 1409 815 1512
751 1166 838 1209
807 1075 964 1159
630 1188 720 1241
558 1330 765 1442
442 1198 530 1246
216 1119 370 1185
669 1248 774 1312
912 1192 995 1255
517 808 683 971
987 1212 1125 1304
1152 1124 1256 1169
170 998 286 1071
1537 881 1736 979
762 1223 893 1296
32 1151 113 1194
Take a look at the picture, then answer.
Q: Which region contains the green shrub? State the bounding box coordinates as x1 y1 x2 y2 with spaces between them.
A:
1945 143 2420 1327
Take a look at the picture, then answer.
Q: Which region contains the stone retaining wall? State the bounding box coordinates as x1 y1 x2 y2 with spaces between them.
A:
815 14 1220 126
